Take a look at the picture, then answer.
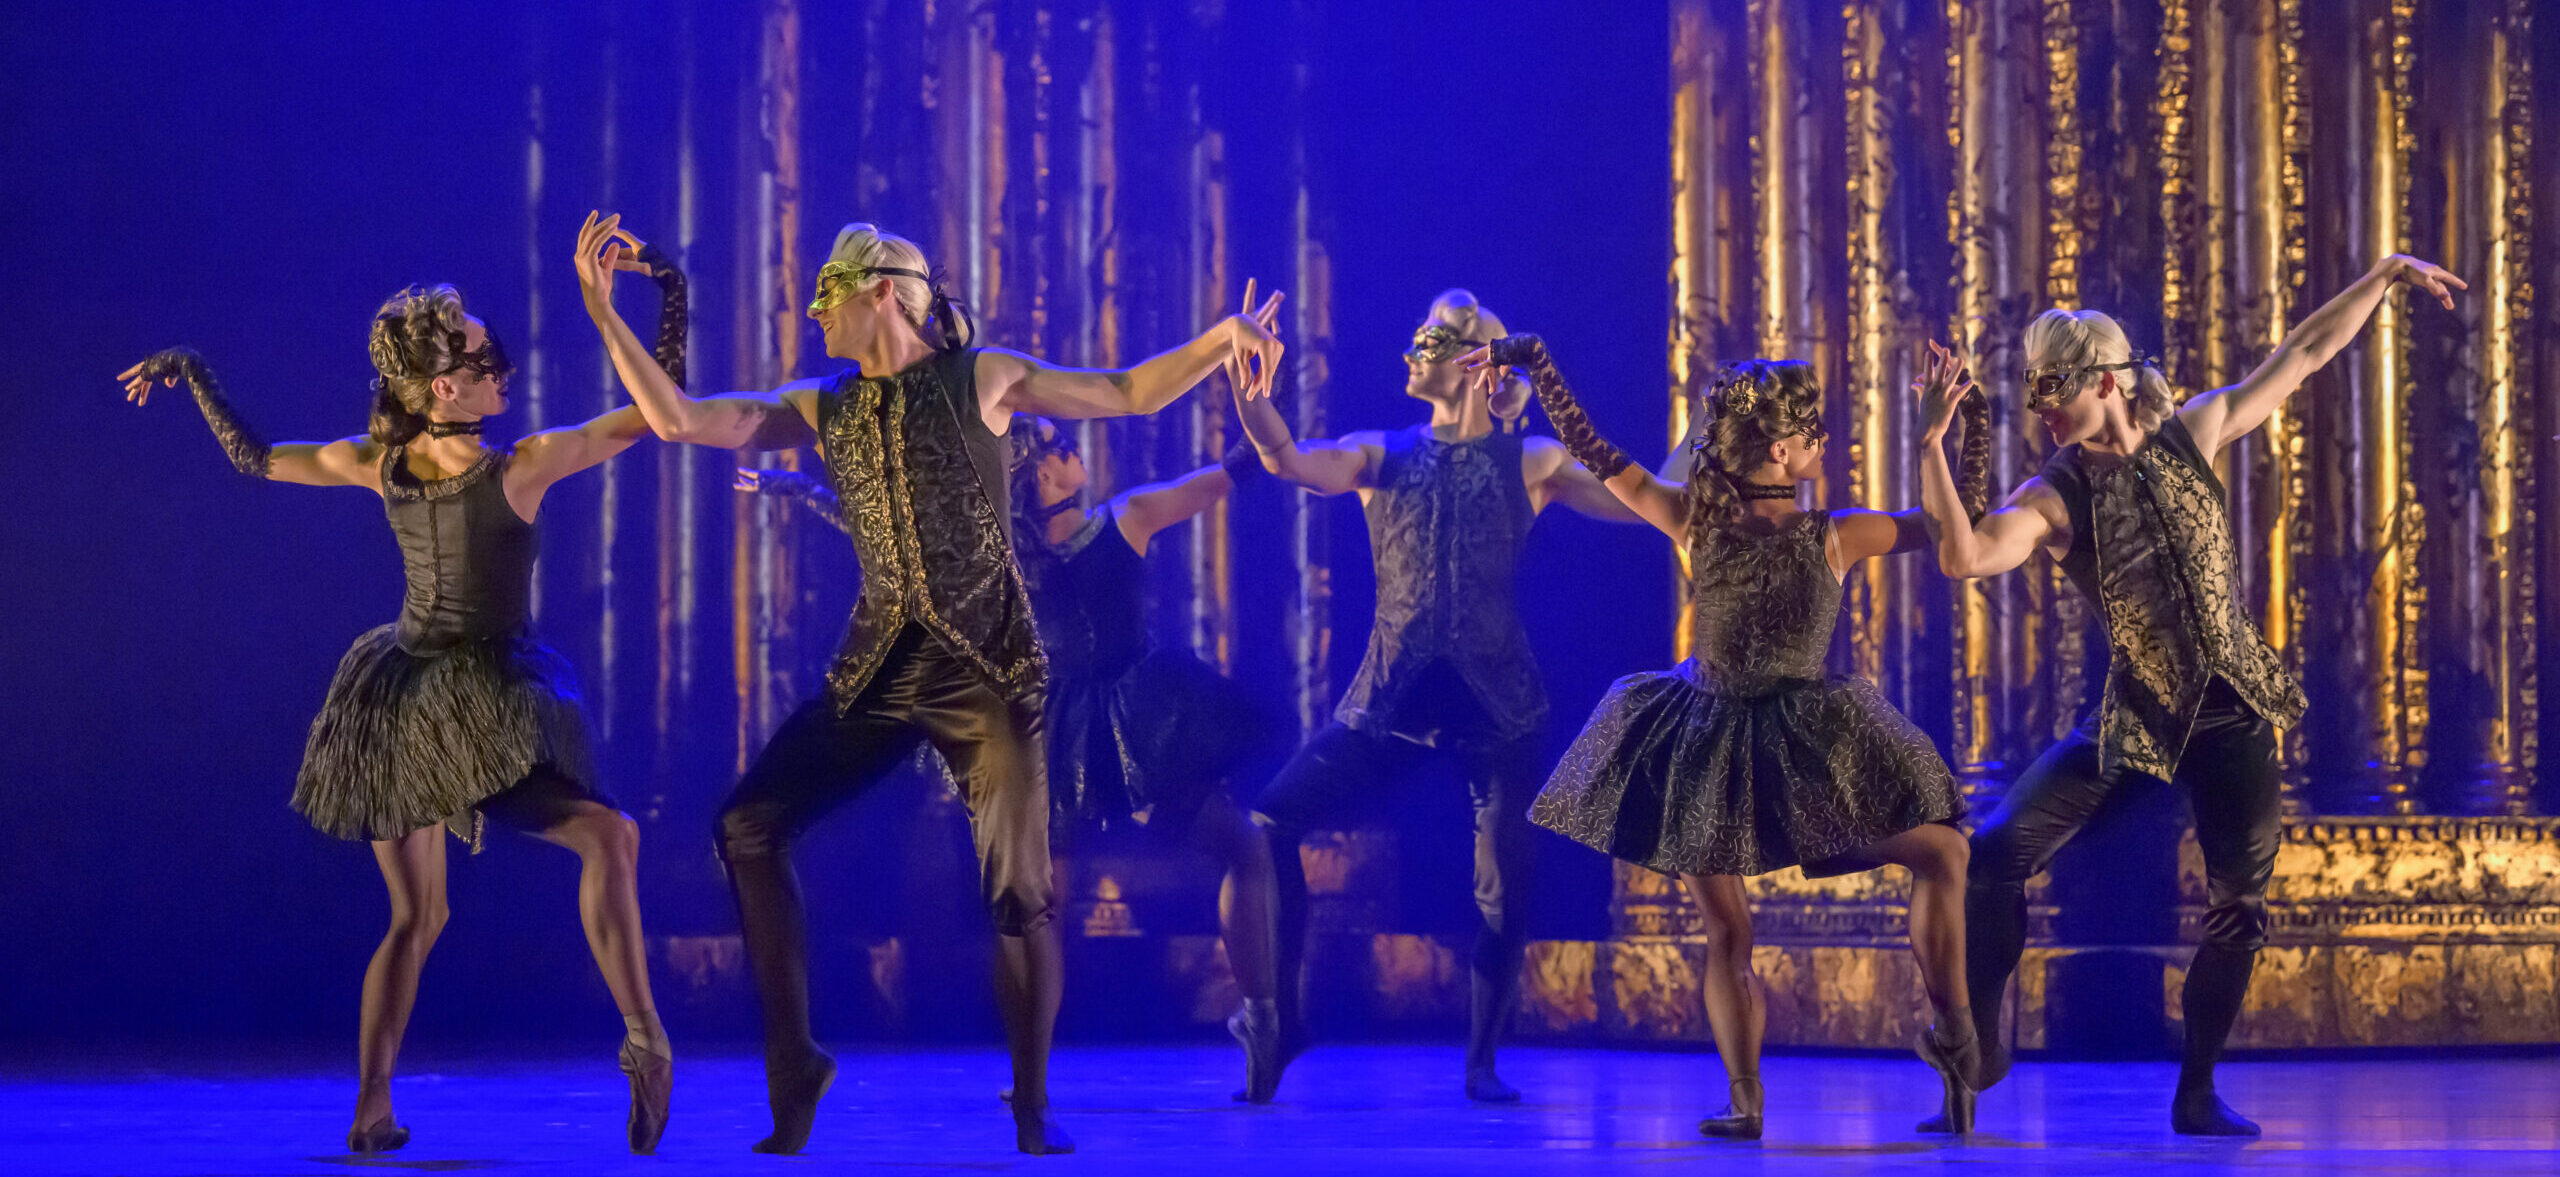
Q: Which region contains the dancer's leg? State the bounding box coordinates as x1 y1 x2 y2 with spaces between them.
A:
1185 792 1279 1003
715 689 923 1154
1184 790 1285 1101
1249 723 1420 1089
515 790 670 1153
352 825 447 1148
1959 729 2125 1081
1862 822 1977 1131
1682 873 1764 1138
915 656 1068 1155
1861 823 1972 1023
2171 683 2281 1137
1461 733 1541 1102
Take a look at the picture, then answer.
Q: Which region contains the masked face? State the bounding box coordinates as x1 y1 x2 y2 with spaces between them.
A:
435 316 511 419
1401 322 1483 404
2024 358 2141 447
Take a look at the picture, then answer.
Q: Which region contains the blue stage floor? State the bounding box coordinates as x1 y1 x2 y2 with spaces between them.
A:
1 1043 2552 1175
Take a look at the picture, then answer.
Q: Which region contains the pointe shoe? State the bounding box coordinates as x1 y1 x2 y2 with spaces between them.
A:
346 1116 410 1155
618 1038 673 1155
2171 1086 2261 1137
1230 1019 1308 1102
752 1046 836 1154
1697 1076 1764 1141
1913 1025 1980 1135
1229 1001 1285 1105
1012 1102 1076 1155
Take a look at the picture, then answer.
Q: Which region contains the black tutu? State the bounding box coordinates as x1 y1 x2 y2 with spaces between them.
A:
1050 648 1266 829
1530 660 1962 878
291 624 600 847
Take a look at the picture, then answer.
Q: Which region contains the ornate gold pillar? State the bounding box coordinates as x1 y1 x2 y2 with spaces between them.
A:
2455 2 2536 815
732 0 805 771
1947 0 2054 805
1669 0 1756 662
1286 0 1335 737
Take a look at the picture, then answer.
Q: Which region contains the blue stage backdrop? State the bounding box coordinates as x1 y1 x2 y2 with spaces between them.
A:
0 0 1672 1045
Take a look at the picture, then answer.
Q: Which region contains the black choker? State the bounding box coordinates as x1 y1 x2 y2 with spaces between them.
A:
425 420 485 437
1735 481 1798 500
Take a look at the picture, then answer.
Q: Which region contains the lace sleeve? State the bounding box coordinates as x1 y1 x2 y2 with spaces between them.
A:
136 347 271 478
1489 334 1631 480
746 467 850 536
1220 437 1271 488
637 243 689 390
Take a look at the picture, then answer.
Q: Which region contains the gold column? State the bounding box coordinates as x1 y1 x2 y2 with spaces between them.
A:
2231 0 2312 810
2347 0 2422 813
734 0 804 771
2463 1 2535 813
1285 0 1333 735
1947 0 2049 802
1843 0 1898 688
1190 95 1235 671
1669 0 1754 662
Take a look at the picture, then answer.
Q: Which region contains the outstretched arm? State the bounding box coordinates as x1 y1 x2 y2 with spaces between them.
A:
118 348 381 489
737 466 851 536
1467 335 1686 540
982 308 1283 427
576 211 818 451
2179 253 2463 455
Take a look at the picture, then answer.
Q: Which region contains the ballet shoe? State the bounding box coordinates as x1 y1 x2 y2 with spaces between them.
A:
752 1045 836 1154
2171 1085 2261 1137
1011 1102 1076 1155
618 1037 673 1154
346 1116 410 1155
1697 1075 1764 1141
1230 1000 1285 1105
1464 1065 1522 1104
1913 1023 1979 1135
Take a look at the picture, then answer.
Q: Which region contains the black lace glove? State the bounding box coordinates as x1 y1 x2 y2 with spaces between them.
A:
1221 437 1272 488
1489 334 1631 480
135 347 271 478
637 243 689 390
741 467 850 536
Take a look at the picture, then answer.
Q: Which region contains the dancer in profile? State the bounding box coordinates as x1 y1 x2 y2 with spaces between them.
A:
1225 289 1640 1103
1469 336 1984 1138
579 211 1282 1155
1911 253 2463 1136
116 233 689 1155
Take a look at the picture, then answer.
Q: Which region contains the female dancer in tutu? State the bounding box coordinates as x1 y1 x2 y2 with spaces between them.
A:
1465 336 1989 1137
116 235 688 1155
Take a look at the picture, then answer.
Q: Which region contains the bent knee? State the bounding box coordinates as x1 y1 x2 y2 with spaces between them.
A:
390 902 450 948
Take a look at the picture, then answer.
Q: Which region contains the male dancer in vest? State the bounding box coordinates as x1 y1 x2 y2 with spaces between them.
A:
1225 289 1640 1103
1910 253 2461 1135
576 213 1284 1155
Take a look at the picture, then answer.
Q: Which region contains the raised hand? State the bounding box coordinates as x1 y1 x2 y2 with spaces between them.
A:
1913 340 1975 444
573 210 652 307
1224 279 1287 400
117 347 203 407
2383 254 2466 311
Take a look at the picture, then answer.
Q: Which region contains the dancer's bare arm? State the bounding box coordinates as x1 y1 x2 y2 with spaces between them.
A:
118 348 384 491
981 281 1283 423
1463 337 1687 540
576 211 820 451
503 405 657 517
2179 253 2462 456
1114 464 1234 555
1220 282 1376 496
1828 508 1934 569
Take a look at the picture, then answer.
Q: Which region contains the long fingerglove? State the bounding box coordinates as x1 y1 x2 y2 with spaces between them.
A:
136 347 271 478
1490 334 1631 480
743 467 850 536
637 243 690 390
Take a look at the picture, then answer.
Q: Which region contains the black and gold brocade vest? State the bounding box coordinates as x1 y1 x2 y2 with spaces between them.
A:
815 347 1046 710
1334 424 1546 741
2043 416 2307 779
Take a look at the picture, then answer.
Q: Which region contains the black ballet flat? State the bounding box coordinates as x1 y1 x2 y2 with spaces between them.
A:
346 1117 410 1155
618 1038 673 1154
1697 1076 1763 1141
1011 1101 1076 1155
